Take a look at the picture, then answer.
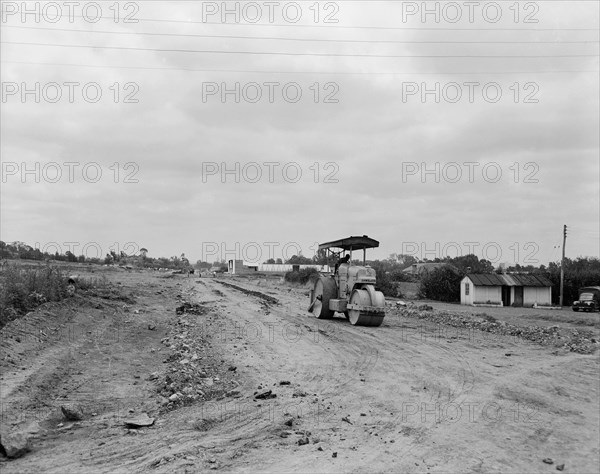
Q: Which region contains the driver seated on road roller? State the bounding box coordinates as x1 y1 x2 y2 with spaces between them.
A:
334 254 351 274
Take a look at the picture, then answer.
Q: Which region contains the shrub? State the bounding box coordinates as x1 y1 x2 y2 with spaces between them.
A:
389 269 416 283
0 264 69 328
418 267 462 302
374 269 398 297
284 268 319 285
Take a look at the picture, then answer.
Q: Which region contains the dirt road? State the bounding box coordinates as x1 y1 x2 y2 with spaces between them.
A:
1 270 599 473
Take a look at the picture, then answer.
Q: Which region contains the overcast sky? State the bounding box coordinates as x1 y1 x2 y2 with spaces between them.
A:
1 1 598 266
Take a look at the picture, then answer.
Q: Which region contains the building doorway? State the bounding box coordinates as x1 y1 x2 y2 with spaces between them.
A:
513 286 524 306
501 286 511 307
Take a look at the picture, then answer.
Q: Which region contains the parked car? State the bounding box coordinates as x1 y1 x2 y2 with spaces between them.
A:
572 286 600 312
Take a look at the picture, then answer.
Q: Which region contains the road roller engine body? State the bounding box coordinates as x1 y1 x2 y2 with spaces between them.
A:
308 235 386 327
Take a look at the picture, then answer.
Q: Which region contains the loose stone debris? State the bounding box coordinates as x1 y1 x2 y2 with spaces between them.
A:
123 413 155 428
0 432 30 459
396 307 599 354
255 390 277 400
61 405 83 421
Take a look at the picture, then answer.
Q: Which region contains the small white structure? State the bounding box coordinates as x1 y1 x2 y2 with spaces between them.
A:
461 273 552 307
227 260 254 274
228 259 330 275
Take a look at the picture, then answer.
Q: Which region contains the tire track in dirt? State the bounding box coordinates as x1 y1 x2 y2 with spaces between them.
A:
1 298 124 427
230 278 473 392
1 275 180 473
217 278 476 404
199 279 347 388
187 278 479 470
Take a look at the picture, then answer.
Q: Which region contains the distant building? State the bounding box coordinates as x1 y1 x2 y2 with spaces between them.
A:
403 262 459 276
228 259 330 275
228 260 257 274
461 273 552 307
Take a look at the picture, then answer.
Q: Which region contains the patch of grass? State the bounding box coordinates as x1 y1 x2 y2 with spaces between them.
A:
1 266 128 328
0 263 69 328
77 275 109 291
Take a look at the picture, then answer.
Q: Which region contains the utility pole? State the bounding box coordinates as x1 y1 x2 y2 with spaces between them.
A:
559 224 567 307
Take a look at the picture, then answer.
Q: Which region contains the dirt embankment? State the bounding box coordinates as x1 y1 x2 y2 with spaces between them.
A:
1 270 598 473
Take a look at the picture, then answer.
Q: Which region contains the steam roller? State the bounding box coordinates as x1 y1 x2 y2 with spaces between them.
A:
307 235 386 327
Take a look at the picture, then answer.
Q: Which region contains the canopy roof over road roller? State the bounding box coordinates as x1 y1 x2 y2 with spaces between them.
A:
318 235 379 252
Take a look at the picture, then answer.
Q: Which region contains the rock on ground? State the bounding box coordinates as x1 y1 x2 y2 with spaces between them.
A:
0 432 31 459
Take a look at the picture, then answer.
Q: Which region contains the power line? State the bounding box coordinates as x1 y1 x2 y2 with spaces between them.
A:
7 14 596 32
4 25 599 45
3 60 598 75
3 41 598 58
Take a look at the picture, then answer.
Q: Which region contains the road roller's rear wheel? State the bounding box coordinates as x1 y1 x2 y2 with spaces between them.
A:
348 287 385 327
310 276 337 319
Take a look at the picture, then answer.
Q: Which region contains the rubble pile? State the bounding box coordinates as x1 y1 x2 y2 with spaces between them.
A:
396 307 599 354
175 302 208 316
154 302 238 411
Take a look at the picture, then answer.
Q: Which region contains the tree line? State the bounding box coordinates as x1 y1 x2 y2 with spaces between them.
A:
3 241 597 305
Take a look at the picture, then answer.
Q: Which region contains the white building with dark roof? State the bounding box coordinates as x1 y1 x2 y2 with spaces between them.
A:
227 259 330 275
461 273 552 307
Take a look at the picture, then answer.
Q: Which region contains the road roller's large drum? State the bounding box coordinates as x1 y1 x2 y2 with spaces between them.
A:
309 276 337 319
347 286 385 327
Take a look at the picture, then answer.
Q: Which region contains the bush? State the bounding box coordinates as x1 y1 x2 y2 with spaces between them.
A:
418 267 462 302
389 269 416 283
374 269 398 297
0 264 69 328
284 268 319 285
